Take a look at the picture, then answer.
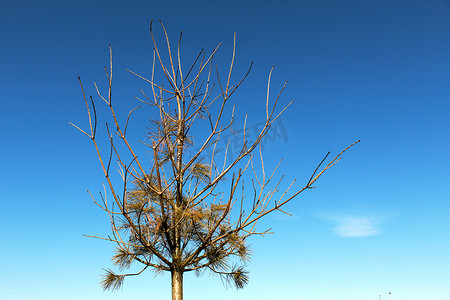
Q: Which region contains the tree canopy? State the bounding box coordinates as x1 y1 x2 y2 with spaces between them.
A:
72 20 359 300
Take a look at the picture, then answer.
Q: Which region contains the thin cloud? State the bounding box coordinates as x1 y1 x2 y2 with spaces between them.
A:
0 286 17 293
321 215 381 237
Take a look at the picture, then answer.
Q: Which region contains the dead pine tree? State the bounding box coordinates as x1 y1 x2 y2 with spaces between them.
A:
71 20 359 300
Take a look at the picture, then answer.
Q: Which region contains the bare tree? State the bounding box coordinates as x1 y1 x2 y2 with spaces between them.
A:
72 21 359 300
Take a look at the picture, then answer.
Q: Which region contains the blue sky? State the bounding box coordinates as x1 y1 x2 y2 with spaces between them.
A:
1 0 449 299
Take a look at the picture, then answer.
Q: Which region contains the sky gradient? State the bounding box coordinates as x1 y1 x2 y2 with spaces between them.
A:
1 0 449 299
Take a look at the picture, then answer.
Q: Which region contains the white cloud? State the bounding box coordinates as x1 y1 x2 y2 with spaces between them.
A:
321 215 381 237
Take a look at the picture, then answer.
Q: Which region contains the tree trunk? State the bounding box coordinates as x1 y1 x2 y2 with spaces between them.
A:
171 269 183 300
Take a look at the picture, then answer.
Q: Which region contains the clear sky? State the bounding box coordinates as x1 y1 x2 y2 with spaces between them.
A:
1 0 449 299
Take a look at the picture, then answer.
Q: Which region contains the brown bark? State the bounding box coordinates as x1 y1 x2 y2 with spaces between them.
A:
171 269 183 300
